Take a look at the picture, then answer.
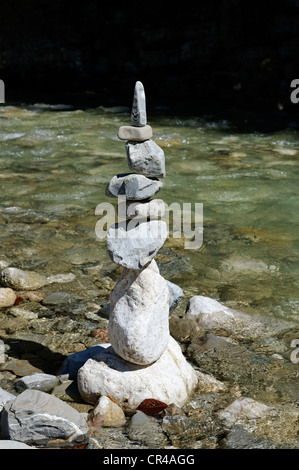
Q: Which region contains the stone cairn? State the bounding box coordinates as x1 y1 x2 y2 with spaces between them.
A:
77 82 198 413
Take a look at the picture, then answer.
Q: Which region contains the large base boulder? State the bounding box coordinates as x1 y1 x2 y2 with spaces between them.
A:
77 336 198 414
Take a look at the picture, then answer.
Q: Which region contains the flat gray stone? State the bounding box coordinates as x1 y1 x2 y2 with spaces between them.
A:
131 81 147 127
1 389 89 448
106 173 162 200
107 219 168 269
117 125 152 141
126 140 166 178
15 373 60 393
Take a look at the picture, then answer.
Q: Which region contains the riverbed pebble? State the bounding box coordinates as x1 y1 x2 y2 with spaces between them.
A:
0 288 16 307
92 395 126 427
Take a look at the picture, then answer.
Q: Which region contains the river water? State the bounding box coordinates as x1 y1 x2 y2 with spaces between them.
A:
0 102 298 323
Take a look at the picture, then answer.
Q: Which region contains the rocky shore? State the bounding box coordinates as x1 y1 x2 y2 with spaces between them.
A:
0 262 298 449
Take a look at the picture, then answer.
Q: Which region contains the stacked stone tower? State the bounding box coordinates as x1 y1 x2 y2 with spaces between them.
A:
106 81 169 365
77 82 198 412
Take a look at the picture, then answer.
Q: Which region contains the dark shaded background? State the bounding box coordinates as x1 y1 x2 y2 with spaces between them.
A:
1 0 299 114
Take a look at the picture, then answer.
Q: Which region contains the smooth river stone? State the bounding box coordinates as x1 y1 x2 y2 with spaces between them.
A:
108 260 169 365
106 173 162 200
131 81 147 127
107 219 168 269
77 336 198 412
126 140 166 178
117 125 152 141
118 198 165 219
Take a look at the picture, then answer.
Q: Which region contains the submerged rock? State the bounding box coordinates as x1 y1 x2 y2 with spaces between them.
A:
0 267 48 290
185 295 294 341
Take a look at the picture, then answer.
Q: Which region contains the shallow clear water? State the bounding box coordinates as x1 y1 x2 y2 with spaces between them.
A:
0 103 298 322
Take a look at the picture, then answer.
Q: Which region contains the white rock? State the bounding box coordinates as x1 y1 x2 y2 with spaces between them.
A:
77 336 198 413
93 396 126 427
109 260 169 364
107 219 167 270
185 295 294 341
117 125 152 141
0 288 16 307
218 397 274 429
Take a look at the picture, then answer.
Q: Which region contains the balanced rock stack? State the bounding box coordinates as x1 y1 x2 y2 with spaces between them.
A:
106 81 168 365
77 82 198 412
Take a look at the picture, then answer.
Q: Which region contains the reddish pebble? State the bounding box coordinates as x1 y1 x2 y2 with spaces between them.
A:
136 398 168 416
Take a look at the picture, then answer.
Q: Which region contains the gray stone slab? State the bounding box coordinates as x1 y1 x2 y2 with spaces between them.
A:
105 173 162 200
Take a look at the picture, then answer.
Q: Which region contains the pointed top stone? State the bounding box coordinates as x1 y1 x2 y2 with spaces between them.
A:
131 81 147 127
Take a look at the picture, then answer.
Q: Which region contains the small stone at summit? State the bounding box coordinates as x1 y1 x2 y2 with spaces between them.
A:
131 81 147 127
117 124 152 141
126 140 166 178
106 173 162 200
107 219 168 270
